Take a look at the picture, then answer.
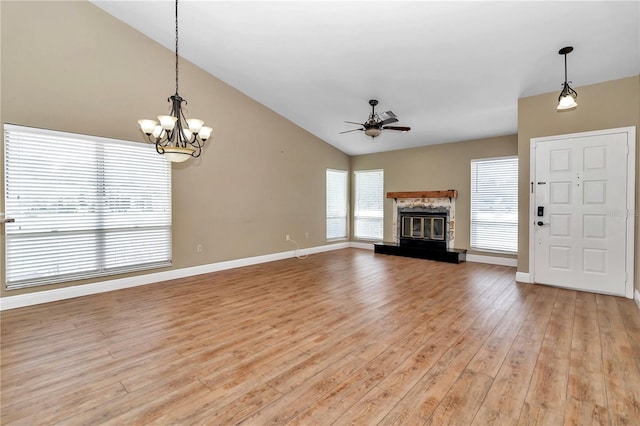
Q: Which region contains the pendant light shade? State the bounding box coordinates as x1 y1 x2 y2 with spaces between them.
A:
557 46 578 111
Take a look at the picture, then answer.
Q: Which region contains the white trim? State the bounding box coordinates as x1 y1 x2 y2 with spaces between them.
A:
529 126 636 299
515 272 533 283
635 289 640 311
0 242 350 311
625 128 636 298
529 136 537 286
350 242 375 250
466 254 517 267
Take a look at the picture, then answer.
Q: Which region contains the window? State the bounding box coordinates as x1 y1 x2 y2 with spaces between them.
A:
326 169 347 240
470 156 518 253
354 169 384 240
4 125 172 289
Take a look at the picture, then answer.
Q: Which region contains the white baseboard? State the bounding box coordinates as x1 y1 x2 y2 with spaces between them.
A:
350 241 375 250
515 271 533 283
635 289 640 311
466 254 517 267
0 242 351 311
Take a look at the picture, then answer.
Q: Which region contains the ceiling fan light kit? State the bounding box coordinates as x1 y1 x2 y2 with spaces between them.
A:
365 128 382 138
340 99 411 139
557 46 578 111
138 0 212 162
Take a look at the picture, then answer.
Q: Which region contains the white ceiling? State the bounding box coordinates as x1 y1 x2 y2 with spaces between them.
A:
92 1 640 156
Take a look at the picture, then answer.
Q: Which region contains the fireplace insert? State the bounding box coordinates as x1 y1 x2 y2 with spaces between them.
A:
398 209 448 250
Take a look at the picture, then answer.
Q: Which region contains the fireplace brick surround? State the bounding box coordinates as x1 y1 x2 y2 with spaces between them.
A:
374 190 467 263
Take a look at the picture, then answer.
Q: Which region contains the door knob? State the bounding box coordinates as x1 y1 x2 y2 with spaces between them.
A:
537 221 549 226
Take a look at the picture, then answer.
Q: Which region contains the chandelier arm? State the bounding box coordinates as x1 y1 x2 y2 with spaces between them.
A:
192 150 201 158
178 100 191 140
174 113 186 149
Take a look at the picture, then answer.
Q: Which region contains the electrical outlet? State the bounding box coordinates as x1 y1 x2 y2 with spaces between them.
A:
285 234 290 241
304 231 309 239
196 244 203 253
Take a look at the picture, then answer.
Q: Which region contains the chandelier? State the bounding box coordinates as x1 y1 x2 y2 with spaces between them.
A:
557 46 578 111
138 0 212 162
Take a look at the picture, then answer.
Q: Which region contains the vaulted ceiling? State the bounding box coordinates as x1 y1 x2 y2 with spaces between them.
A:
92 1 640 156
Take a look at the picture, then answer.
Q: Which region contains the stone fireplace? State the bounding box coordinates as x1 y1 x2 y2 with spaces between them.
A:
390 190 456 249
374 190 465 263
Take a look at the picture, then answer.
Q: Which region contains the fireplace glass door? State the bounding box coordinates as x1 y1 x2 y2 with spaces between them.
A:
401 216 445 241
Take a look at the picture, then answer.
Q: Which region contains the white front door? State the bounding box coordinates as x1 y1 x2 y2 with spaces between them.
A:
532 128 634 297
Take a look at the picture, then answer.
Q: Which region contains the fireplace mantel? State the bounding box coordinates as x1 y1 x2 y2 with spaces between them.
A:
386 190 457 199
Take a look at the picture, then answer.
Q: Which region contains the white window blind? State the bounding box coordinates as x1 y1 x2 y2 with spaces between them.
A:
470 157 518 253
326 169 347 240
354 169 384 240
4 124 172 289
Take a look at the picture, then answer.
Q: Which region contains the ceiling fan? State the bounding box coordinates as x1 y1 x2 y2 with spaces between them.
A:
340 99 411 138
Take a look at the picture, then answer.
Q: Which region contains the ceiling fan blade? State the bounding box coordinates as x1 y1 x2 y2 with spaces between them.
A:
339 128 364 134
379 111 398 125
382 126 411 132
379 117 399 126
344 121 365 126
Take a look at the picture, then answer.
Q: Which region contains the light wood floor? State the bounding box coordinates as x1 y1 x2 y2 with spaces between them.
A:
2 249 639 425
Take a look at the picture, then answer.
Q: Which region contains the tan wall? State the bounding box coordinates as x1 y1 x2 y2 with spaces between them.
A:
351 134 518 254
517 75 640 293
0 1 349 297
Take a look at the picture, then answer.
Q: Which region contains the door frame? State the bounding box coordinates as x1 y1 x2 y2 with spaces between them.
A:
528 126 636 298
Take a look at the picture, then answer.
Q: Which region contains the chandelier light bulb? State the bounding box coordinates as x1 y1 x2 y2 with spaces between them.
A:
138 119 158 135
199 126 213 141
186 118 204 133
152 125 164 139
158 115 178 130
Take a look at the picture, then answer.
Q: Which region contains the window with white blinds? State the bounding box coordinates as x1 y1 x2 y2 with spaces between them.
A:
326 169 347 240
354 169 384 240
470 156 518 253
4 124 172 289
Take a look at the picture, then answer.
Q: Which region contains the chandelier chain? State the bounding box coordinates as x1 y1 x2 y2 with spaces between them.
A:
175 0 179 94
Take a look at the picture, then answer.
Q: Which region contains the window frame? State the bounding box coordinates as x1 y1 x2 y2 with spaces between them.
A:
326 168 348 241
353 169 384 241
4 124 172 289
470 156 518 253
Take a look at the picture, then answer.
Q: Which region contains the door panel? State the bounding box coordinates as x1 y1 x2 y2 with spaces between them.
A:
534 132 628 296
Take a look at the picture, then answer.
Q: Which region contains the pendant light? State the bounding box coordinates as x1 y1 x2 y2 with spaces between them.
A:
557 46 578 111
138 0 212 162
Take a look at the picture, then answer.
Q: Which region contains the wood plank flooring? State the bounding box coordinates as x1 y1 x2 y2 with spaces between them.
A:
1 248 639 425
